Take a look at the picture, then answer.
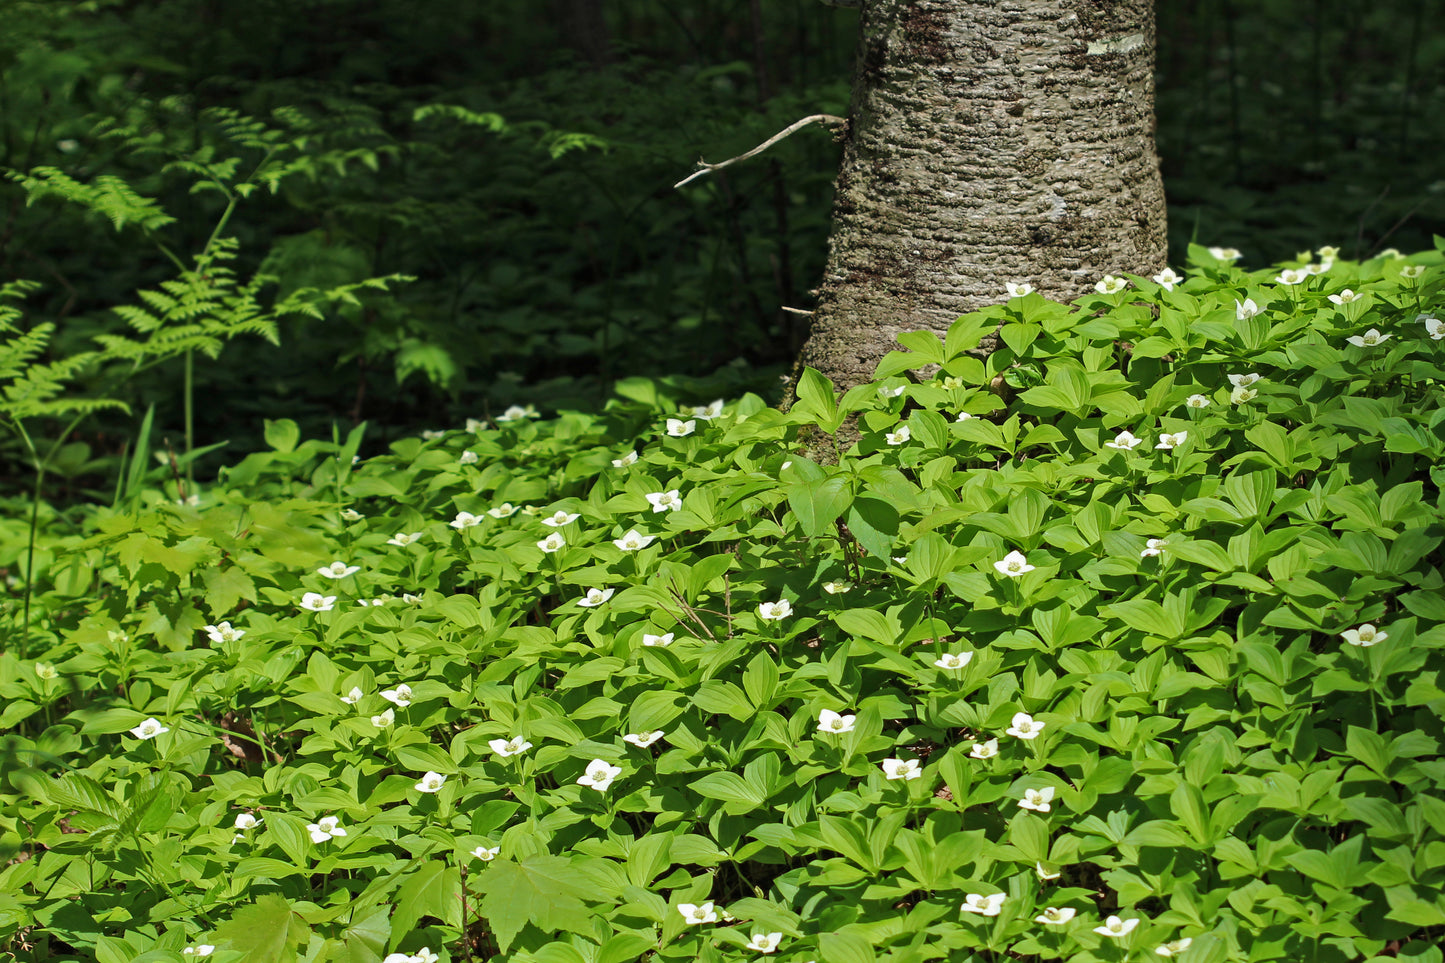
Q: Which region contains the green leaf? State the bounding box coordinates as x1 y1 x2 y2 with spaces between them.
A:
264 418 301 453
818 931 877 963
794 367 838 421
333 905 391 963
475 857 599 953
215 894 311 963
391 861 461 939
692 771 767 813
786 474 852 538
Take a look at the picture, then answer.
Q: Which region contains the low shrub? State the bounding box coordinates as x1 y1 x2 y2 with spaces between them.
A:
2 243 1443 963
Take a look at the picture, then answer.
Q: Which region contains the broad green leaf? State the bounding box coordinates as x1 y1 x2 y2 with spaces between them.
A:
475 857 601 952
215 894 311 963
391 861 461 938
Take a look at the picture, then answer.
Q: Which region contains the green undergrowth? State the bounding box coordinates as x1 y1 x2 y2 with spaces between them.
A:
3 244 1445 963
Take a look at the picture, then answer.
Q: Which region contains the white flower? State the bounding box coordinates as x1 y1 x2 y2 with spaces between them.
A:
1156 938 1194 957
613 530 656 551
182 947 215 958
960 893 1006 916
933 652 973 670
317 561 360 579
489 736 534 757
537 532 566 553
970 738 999 759
299 593 338 614
1235 298 1260 320
1312 260 1333 274
382 954 413 963
414 771 447 793
366 709 393 729
941 376 963 389
1095 275 1129 294
1328 289 1362 305
692 399 725 420
307 816 347 844
758 599 792 621
1155 432 1187 450
472 846 500 862
955 411 973 421
821 580 853 594
1346 328 1390 347
1140 538 1168 558
450 512 483 530
1275 268 1308 285
1095 916 1141 938
1230 386 1258 404
487 503 519 518
817 709 856 734
381 684 414 707
666 418 696 437
1006 712 1045 739
1036 862 1061 881
745 932 783 954
460 451 480 465
402 593 423 604
413 949 440 963
624 731 665 748
678 902 718 925
1421 315 1445 340
577 587 615 608
878 384 906 399
421 429 446 441
541 510 580 527
994 550 1035 578
1226 369 1257 387
881 758 922 781
387 532 423 547
204 621 245 644
612 450 639 467
576 759 622 791
1341 624 1387 647
1105 430 1143 450
646 489 682 512
465 418 487 433
1006 282 1035 298
233 813 261 832
1401 264 1426 279
892 556 908 565
1019 786 1055 812
1185 394 1211 409
642 632 674 647
341 687 364 705
1317 245 1340 261
340 508 364 521
496 404 539 423
885 425 911 445
1208 247 1241 261
1152 267 1182 290
35 662 57 680
1035 907 1076 925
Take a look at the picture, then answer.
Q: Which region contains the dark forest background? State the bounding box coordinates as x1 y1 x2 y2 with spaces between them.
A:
1 0 1441 495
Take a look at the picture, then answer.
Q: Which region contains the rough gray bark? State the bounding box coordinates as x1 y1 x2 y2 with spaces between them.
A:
795 0 1166 391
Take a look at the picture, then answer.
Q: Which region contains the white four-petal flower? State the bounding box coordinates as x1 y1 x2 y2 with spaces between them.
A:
1095 916 1141 938
758 599 793 621
381 684 414 707
1007 712 1045 740
994 550 1035 578
933 652 973 670
1095 275 1129 294
301 592 337 612
307 815 347 844
317 560 359 579
970 739 1000 760
646 490 682 512
204 621 245 644
817 709 856 734
613 530 656 551
960 893 1006 916
666 419 696 437
881 758 922 781
489 736 534 757
541 510 580 527
1035 907 1076 925
1152 268 1181 291
642 632 675 647
885 425 911 445
1105 430 1143 450
414 771 447 793
576 759 622 791
1155 432 1187 450
1006 282 1034 298
1346 328 1390 347
1156 937 1194 957
450 512 483 530
1140 538 1168 558
623 730 665 748
537 532 566 553
1235 298 1260 320
387 532 423 546
577 587 616 608
487 503 519 519
129 718 168 740
678 902 718 925
1019 786 1055 812
745 932 783 954
1340 624 1387 647
472 846 500 862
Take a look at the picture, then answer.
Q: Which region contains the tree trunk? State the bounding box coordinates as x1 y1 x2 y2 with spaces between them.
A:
796 0 1166 391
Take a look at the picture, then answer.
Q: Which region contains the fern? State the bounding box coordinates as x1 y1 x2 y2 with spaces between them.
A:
0 282 128 427
5 168 175 232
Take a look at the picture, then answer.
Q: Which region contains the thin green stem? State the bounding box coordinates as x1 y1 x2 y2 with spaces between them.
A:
183 349 194 493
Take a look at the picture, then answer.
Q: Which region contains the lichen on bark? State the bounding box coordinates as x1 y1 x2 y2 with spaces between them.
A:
792 0 1166 399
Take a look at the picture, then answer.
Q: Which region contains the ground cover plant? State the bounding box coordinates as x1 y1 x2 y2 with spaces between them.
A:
3 244 1445 962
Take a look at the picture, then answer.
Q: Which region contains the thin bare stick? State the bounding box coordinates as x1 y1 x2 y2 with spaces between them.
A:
675 114 846 189
780 306 814 316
